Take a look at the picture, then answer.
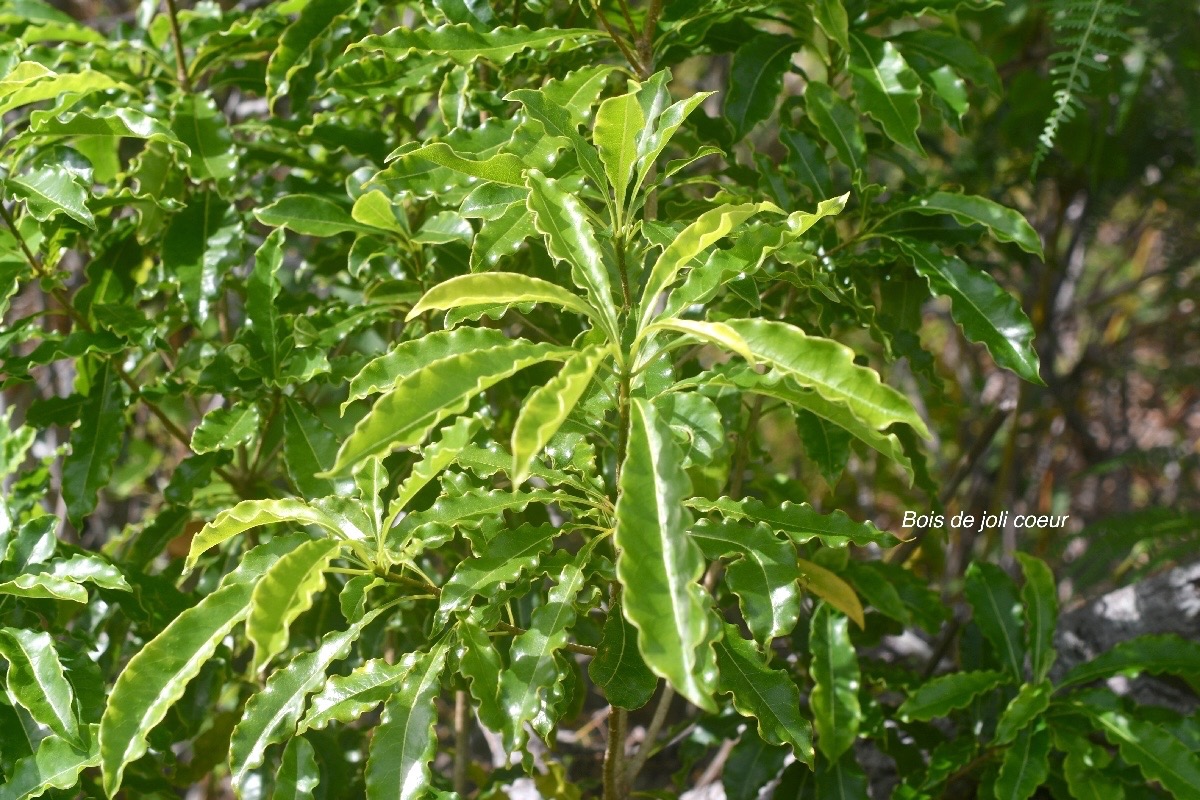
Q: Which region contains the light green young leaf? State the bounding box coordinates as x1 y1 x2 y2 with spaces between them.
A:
247 538 340 671
723 318 931 438
588 603 658 711
31 106 186 153
692 520 800 643
995 725 1050 800
993 681 1051 745
100 538 301 798
895 238 1042 384
594 90 643 213
848 33 925 153
0 628 79 742
300 657 410 733
616 398 717 712
813 0 850 51
406 142 527 186
632 90 713 195
809 603 860 761
190 402 260 454
255 195 380 237
354 23 595 65
715 623 814 763
897 670 1007 721
725 34 798 141
512 345 608 485
329 340 573 474
471 200 537 270
0 727 99 800
229 608 385 795
171 93 237 182
1016 554 1057 683
406 272 600 322
643 319 755 365
435 524 558 627
0 62 118 115
964 562 1026 681
272 735 319 800
364 642 449 800
0 574 87 604
901 191 1043 257
542 64 618 127
389 415 481 520
525 170 619 336
185 499 343 572
7 164 94 228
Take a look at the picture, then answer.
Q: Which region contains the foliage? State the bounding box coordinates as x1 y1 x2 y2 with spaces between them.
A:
0 0 1197 798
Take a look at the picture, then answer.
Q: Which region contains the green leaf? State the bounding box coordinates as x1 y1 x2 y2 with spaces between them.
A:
897 670 1007 721
344 328 512 411
643 319 755 365
994 725 1050 800
1058 634 1200 688
254 195 379 237
229 607 385 794
267 0 354 112
994 682 1051 745
692 520 799 642
435 523 557 628
389 415 481 518
542 64 618 127
499 562 586 749
1055 730 1125 800
505 88 608 196
355 23 594 65
364 642 449 800
1016 554 1057 683
185 499 348 573
0 728 99 800
964 562 1026 681
7 163 94 227
406 141 527 186
798 558 865 630
901 192 1043 257
456 620 507 732
796 409 851 484
805 82 865 175
329 339 572 474
890 29 1001 94
1090 711 1200 800
272 736 319 800
723 319 932 438
589 603 658 710
689 495 896 547
0 62 119 115
781 127 834 203
723 731 788 800
0 628 79 742
100 538 301 797
471 200 537 270
715 623 814 762
191 402 260 454
247 538 340 671
299 658 409 733
894 238 1042 384
162 190 241 323
245 228 287 378
813 0 850 52
616 398 717 712
594 90 644 212
62 362 125 527
31 106 186 153
282 398 342 498
171 93 237 182
406 272 600 322
639 203 779 331
0 573 87 603
512 345 608 485
848 34 924 153
809 603 860 761
725 34 798 141
816 752 869 800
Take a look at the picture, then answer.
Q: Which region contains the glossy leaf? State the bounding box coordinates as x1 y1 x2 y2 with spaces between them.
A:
31 106 186 152
964 562 1026 681
229 608 385 794
456 620 507 731
406 272 599 322
692 520 800 642
0 628 79 742
589 603 657 710
171 93 236 182
594 90 643 211
186 499 344 572
813 0 850 52
407 141 526 186
994 725 1050 800
7 164 94 227
267 0 353 111
191 402 260 454
616 398 717 712
272 736 319 800
1016 554 1058 683
895 238 1042 384
797 558 865 629
715 623 813 761
364 642 449 800
255 195 379 237
900 192 1043 257
725 34 798 141
690 495 895 547
506 88 608 193
1058 634 1200 688
389 414 481 518
282 398 342 498
62 362 125 527
644 319 755 365
299 658 410 733
805 82 865 174
355 23 594 65
809 604 860 762
897 670 1006 721
247 538 340 671
1091 711 1200 800
848 34 925 153
435 523 557 627
994 681 1051 745
0 728 99 800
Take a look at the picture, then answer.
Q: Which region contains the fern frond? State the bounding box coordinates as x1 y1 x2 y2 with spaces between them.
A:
1031 0 1137 175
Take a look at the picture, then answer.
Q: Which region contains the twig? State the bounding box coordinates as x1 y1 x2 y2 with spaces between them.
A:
589 0 644 75
603 707 629 800
626 684 673 785
639 0 663 76
453 690 470 795
162 0 192 91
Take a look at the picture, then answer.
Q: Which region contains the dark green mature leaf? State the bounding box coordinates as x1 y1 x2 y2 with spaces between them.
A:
725 34 798 141
364 642 449 800
229 607 385 794
191 402 260 454
816 751 869 799
330 339 572 473
435 524 557 627
692 520 800 642
389 415 481 516
355 23 595 65
781 127 834 201
898 670 1007 721
890 29 1001 93
471 200 536 269
1058 635 1200 688
0 628 79 742
723 731 788 800
795 410 852 485
589 603 657 710
1056 730 1124 800
282 398 342 497
100 537 301 797
456 620 507 732
848 34 924 153
0 727 99 800
894 239 1042 383
247 538 340 672
994 681 1051 745
162 190 241 323
1016 554 1057 683
715 623 813 762
171 93 237 182
964 562 1026 680
272 735 319 800
62 361 125 527
805 82 865 175
1089 711 1200 799
900 192 1043 257
7 163 94 227
267 0 354 112
809 604 860 761
689 495 896 547
245 229 287 379
616 398 717 712
505 88 608 195
995 725 1050 800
